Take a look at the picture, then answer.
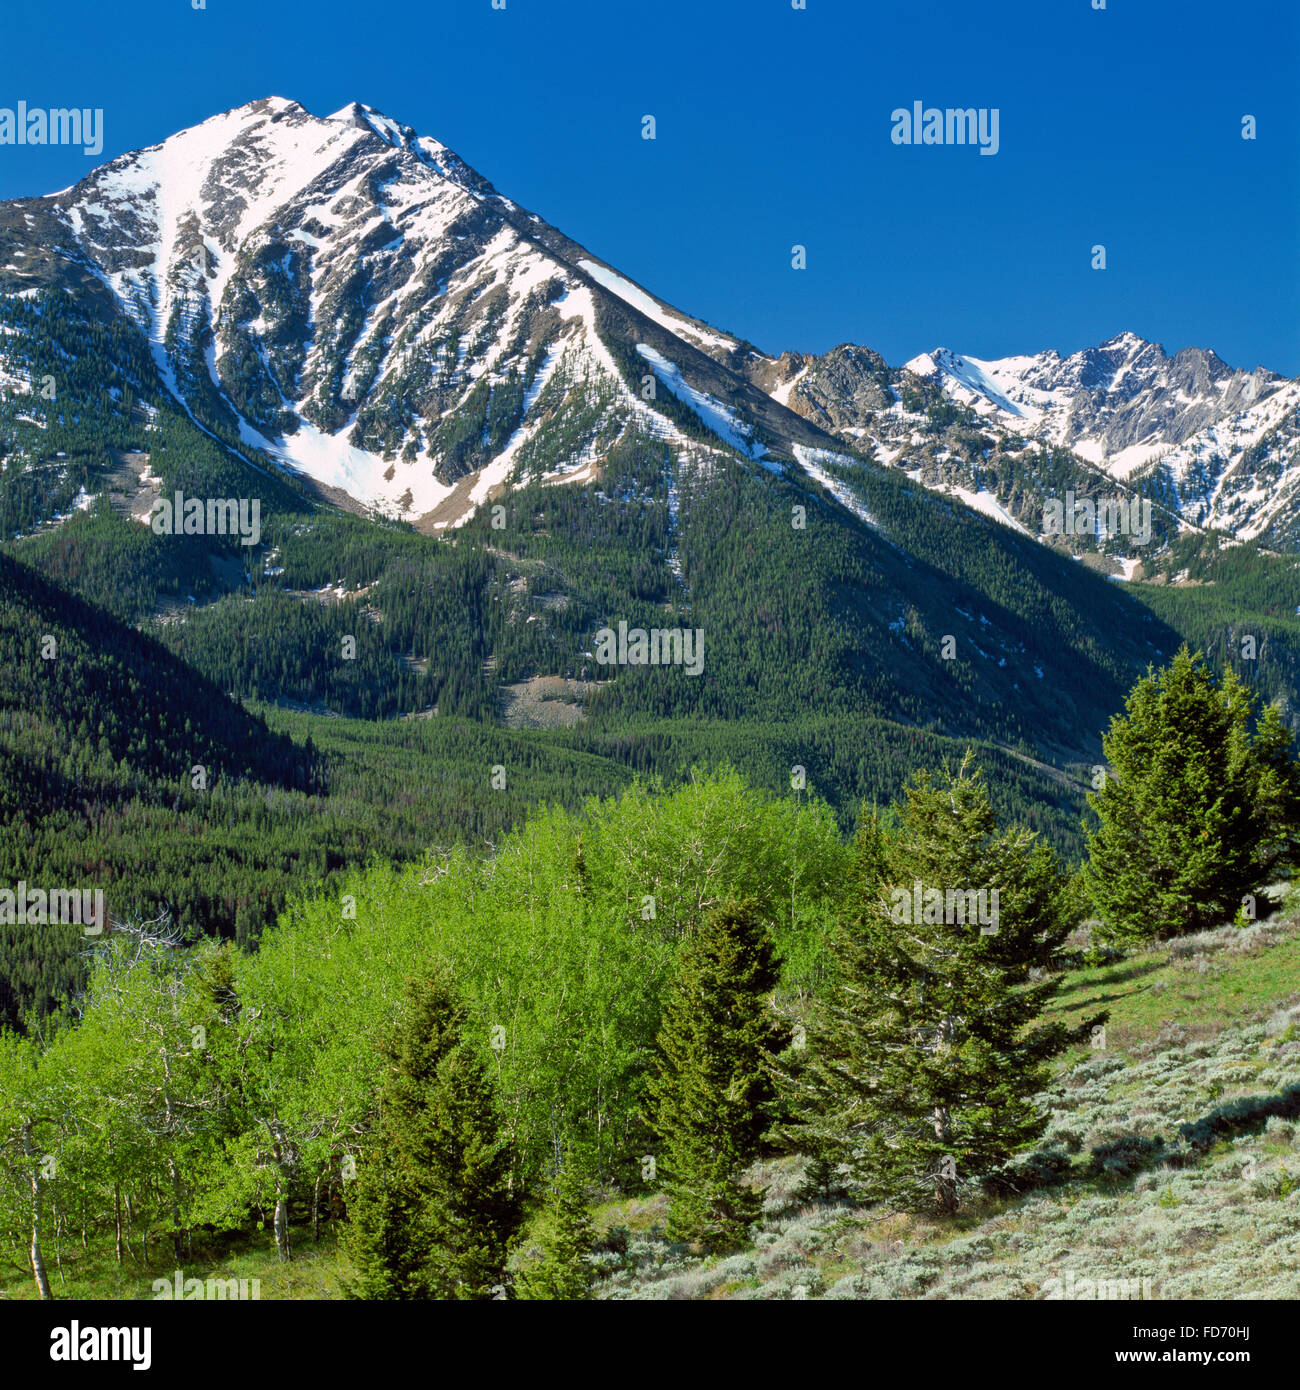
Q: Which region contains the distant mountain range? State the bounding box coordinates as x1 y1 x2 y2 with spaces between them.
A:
894 336 1299 546
3 94 1294 553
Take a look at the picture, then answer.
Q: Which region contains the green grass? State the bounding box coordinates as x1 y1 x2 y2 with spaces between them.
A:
0 1227 348 1302
1049 917 1300 1061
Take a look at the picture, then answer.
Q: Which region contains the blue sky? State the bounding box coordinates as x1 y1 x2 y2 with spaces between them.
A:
1 0 1296 373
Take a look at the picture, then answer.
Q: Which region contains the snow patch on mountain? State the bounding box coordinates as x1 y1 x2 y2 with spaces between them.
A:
579 260 736 355
792 444 878 527
235 414 451 519
770 364 808 408
949 485 1034 537
636 344 773 466
1150 379 1300 539
904 347 1066 424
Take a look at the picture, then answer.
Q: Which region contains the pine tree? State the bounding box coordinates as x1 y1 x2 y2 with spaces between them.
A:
515 1157 595 1300
1251 702 1300 871
787 805 888 1203
343 969 522 1299
780 754 1097 1214
644 898 788 1252
1083 645 1299 945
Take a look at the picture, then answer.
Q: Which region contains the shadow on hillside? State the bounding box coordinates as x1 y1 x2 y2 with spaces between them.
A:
1084 1082 1300 1187
986 1081 1300 1207
1175 1083 1300 1155
1053 958 1166 1004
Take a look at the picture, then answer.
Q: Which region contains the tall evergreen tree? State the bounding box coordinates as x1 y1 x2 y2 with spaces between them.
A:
780 754 1096 1214
515 1157 595 1300
1083 645 1300 946
645 898 787 1252
344 968 522 1300
789 805 888 1203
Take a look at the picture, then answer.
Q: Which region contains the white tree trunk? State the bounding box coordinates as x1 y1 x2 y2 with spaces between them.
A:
28 1159 51 1299
21 1121 52 1300
274 1181 291 1262
271 1134 292 1262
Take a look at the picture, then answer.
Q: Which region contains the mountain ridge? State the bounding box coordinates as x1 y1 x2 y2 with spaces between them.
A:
7 94 1293 552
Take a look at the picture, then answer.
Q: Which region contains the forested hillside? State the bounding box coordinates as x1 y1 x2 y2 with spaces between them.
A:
0 532 1099 1030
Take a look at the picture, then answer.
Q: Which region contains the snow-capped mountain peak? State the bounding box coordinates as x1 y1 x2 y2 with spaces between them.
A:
766 327 1299 547
11 98 835 528
903 345 1070 424
4 96 1295 551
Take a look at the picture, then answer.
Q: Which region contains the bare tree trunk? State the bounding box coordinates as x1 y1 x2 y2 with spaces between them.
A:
28 1173 50 1298
167 1156 183 1261
30 1199 52 1301
274 1177 291 1263
22 1122 52 1301
115 1184 123 1265
162 1055 184 1259
265 1125 293 1262
311 1175 322 1243
124 1192 138 1264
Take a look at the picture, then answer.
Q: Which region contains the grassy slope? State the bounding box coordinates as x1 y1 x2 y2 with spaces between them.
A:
596 891 1300 1300
4 892 1297 1302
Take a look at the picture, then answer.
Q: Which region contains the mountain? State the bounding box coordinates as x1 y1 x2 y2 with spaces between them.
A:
902 334 1280 462
892 334 1300 547
0 95 1297 1029
4 95 1296 551
7 95 845 530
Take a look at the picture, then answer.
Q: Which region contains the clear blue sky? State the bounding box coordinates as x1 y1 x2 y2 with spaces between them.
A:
1 0 1296 374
